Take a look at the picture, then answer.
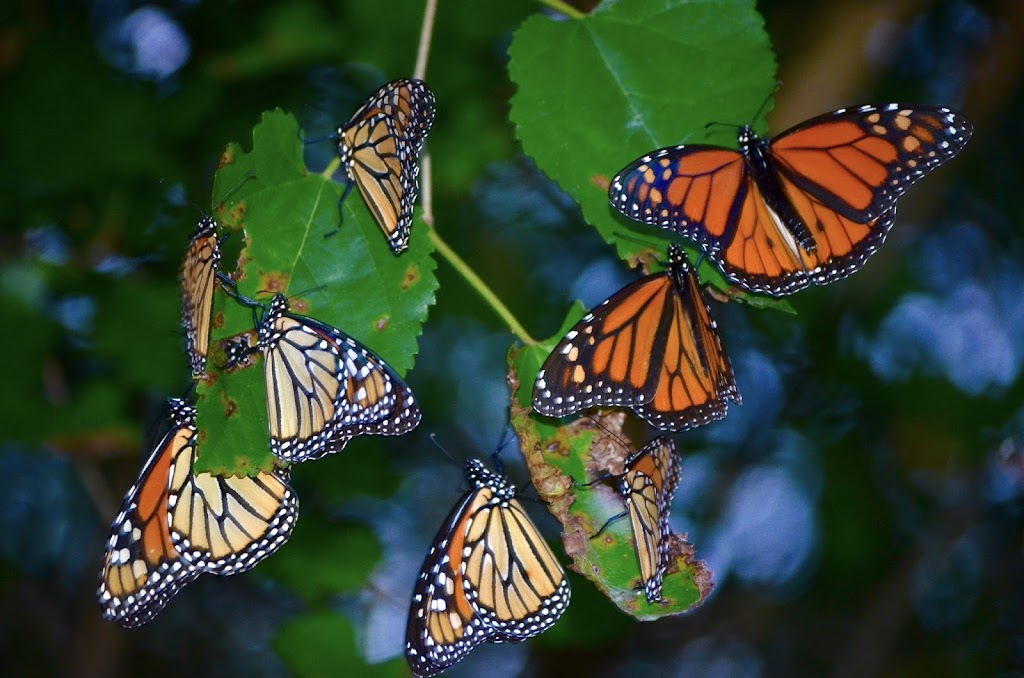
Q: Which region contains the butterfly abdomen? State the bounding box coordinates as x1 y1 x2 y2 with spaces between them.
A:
738 127 817 253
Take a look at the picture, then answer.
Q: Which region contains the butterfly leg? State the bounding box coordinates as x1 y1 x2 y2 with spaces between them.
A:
589 510 628 540
324 180 356 239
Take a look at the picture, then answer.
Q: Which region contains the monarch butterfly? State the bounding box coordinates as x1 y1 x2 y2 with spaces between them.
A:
609 104 973 296
181 217 221 378
533 244 740 431
243 294 421 463
406 458 571 677
98 398 297 627
610 436 681 603
338 79 435 254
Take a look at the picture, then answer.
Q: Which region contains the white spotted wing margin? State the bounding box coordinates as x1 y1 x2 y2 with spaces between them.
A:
405 459 571 677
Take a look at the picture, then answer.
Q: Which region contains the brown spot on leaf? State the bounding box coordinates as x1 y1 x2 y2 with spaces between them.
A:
591 174 610 191
212 310 225 330
216 146 235 170
290 296 311 314
375 316 389 331
259 272 289 295
401 264 419 290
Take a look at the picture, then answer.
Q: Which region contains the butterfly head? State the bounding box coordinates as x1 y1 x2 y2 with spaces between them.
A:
736 125 761 154
192 216 218 239
464 459 516 501
167 398 196 427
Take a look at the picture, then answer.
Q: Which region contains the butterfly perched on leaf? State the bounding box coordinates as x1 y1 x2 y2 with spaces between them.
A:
180 217 221 378
230 293 421 463
533 244 740 431
612 436 681 603
338 78 436 254
98 398 297 627
609 104 972 296
405 458 570 677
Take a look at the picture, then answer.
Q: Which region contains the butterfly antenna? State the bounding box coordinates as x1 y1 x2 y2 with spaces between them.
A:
302 131 341 146
749 86 778 130
428 433 462 470
212 169 257 211
589 510 628 540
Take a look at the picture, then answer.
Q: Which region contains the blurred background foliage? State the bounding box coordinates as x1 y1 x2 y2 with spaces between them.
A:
1 0 1022 676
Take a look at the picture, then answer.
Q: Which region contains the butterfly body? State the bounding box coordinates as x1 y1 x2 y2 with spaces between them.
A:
534 244 739 431
255 294 420 463
405 459 570 676
610 104 972 295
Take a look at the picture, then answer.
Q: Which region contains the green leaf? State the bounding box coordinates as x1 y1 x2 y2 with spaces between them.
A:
508 308 714 620
508 0 787 309
275 611 407 678
257 514 381 605
194 110 438 475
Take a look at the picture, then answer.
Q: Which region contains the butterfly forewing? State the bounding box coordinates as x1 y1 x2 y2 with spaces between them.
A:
771 104 973 221
258 295 420 463
338 79 436 254
533 245 739 431
98 400 201 627
621 437 681 602
181 217 220 378
406 460 570 677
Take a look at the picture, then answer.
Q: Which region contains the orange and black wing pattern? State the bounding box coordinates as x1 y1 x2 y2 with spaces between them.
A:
181 217 220 378
609 104 971 296
620 437 680 603
258 294 421 463
98 399 200 627
338 79 436 254
98 399 298 627
533 244 739 431
406 459 570 677
166 432 297 576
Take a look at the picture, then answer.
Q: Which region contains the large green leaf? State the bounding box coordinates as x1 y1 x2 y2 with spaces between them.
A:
194 110 438 475
508 310 713 621
508 0 785 309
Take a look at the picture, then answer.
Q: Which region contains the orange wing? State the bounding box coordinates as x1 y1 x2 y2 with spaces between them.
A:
181 217 220 378
609 104 971 296
771 104 972 221
533 244 739 431
98 399 200 627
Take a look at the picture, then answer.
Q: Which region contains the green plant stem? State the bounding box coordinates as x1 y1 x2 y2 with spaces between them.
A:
538 0 585 19
320 157 341 180
428 228 538 346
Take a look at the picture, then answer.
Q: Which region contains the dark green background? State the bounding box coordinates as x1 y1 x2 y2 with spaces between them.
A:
1 0 1021 676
